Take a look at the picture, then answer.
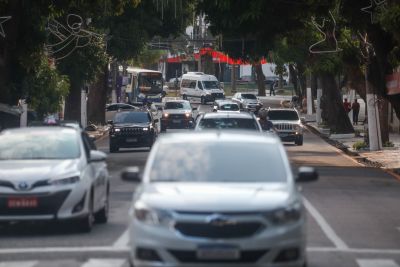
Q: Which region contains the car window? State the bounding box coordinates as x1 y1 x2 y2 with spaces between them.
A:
165 102 191 110
268 110 299 121
114 112 151 123
0 130 81 160
106 105 118 111
150 142 287 183
203 81 219 89
197 81 203 90
220 104 239 111
198 118 259 130
241 94 257 99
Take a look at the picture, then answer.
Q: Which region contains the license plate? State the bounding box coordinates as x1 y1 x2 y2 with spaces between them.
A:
197 245 240 260
279 133 289 137
126 138 138 143
8 197 38 208
172 119 181 123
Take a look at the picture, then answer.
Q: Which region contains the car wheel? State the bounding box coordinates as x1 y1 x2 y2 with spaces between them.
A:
182 94 187 100
109 143 119 153
95 188 109 224
76 195 94 233
295 135 304 146
201 96 206 105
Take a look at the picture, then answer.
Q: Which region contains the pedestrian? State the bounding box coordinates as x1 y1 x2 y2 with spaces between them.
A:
343 98 351 113
258 109 275 131
351 98 360 125
270 81 276 96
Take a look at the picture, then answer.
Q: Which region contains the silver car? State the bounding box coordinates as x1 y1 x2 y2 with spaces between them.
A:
123 131 318 267
0 127 110 232
195 112 262 131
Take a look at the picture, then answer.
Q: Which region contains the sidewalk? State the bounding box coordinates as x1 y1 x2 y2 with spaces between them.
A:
305 119 400 174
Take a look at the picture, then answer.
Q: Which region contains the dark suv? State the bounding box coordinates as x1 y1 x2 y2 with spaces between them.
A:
108 110 158 152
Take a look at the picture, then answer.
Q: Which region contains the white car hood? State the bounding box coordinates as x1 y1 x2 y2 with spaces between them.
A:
163 109 191 115
0 159 81 183
139 183 293 212
242 99 258 105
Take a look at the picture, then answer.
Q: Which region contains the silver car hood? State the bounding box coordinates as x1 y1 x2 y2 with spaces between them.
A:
139 182 293 212
0 159 81 182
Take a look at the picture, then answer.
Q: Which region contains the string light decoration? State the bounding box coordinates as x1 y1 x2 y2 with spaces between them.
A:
46 14 104 61
309 11 342 54
0 16 11 38
361 0 387 24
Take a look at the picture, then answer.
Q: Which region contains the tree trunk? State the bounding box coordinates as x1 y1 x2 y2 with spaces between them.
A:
378 96 389 145
64 81 82 122
201 53 215 75
345 64 366 102
320 72 354 133
297 63 307 99
289 64 299 96
254 62 265 96
87 65 108 124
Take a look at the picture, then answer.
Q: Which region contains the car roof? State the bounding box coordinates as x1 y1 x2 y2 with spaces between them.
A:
2 126 78 135
157 131 279 145
164 99 190 103
267 108 298 112
202 112 254 119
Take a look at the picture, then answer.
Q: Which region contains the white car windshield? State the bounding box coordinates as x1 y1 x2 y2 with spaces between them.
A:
0 130 80 160
203 81 220 89
150 142 287 183
164 102 191 110
268 110 299 121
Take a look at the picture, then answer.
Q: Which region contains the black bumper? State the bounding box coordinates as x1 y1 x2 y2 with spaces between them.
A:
161 118 193 129
278 132 302 142
110 133 154 148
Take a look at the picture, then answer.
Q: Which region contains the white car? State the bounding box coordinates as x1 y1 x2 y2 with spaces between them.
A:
0 127 110 232
180 72 225 104
232 93 263 113
123 131 318 267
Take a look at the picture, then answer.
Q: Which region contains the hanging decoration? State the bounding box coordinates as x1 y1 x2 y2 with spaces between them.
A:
0 16 11 38
361 0 387 24
46 14 104 61
309 11 342 54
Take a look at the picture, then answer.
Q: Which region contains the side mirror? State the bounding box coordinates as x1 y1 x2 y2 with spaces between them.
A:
89 150 107 162
296 167 318 183
107 120 113 125
121 167 141 182
192 107 197 111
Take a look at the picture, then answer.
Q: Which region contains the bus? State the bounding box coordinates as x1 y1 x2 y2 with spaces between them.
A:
125 67 165 104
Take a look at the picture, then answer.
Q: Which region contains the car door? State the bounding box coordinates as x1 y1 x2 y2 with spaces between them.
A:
82 133 107 213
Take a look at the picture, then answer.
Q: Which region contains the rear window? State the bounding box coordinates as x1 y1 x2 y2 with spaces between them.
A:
150 141 287 183
198 118 259 130
268 110 299 121
220 104 239 111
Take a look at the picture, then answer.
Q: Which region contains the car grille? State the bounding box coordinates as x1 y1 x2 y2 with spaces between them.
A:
168 249 268 263
274 123 295 131
169 114 186 120
212 93 224 99
120 127 144 135
174 222 264 239
0 180 51 190
0 190 71 216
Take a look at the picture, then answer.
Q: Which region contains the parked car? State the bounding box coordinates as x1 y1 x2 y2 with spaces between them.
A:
195 112 262 131
108 110 158 152
122 131 318 267
0 126 110 232
160 100 195 131
232 93 263 113
267 108 304 145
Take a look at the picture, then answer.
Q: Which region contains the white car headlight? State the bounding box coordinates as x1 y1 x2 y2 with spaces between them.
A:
185 113 191 118
163 113 169 118
114 128 121 132
51 176 80 186
265 202 302 225
134 203 173 227
143 127 149 131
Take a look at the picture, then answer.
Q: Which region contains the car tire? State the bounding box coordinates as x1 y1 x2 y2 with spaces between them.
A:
95 189 109 224
109 143 119 153
201 96 206 105
182 94 187 100
295 135 304 146
76 195 94 233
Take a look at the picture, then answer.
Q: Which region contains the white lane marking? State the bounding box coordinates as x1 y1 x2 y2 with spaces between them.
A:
81 258 127 267
357 259 399 267
113 229 130 248
0 246 129 254
0 261 38 267
308 247 400 255
303 197 349 249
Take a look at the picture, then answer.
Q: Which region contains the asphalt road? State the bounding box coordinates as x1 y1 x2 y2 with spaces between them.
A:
1 97 400 267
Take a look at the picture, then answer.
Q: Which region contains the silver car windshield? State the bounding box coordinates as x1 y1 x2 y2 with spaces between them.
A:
198 118 259 130
0 130 81 160
150 142 287 183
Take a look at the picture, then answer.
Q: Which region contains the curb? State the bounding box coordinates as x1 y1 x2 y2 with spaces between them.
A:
304 123 385 169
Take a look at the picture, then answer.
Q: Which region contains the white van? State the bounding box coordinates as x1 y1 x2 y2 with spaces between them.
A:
180 72 225 104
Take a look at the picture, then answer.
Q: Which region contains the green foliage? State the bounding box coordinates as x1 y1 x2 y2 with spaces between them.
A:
353 141 367 150
383 141 395 148
24 55 69 118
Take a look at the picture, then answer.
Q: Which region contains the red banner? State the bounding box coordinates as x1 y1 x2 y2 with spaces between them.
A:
386 72 400 95
166 48 267 65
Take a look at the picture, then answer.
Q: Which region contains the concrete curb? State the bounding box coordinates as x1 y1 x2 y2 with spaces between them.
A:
304 123 385 169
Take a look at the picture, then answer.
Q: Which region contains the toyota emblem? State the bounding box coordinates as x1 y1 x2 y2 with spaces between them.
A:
18 181 29 191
